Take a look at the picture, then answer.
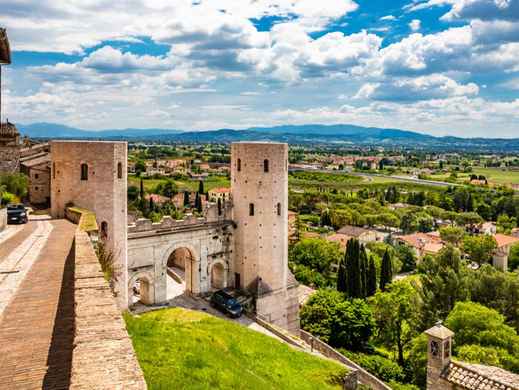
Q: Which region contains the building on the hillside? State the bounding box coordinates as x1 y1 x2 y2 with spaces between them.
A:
396 232 444 258
207 187 231 203
20 153 51 206
512 228 519 238
492 233 519 271
337 225 380 245
425 322 519 390
326 233 351 249
479 221 497 235
144 193 170 206
288 210 298 240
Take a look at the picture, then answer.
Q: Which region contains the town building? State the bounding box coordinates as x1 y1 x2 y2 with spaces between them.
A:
492 233 519 271
396 232 445 258
425 322 519 390
337 225 382 245
207 187 231 203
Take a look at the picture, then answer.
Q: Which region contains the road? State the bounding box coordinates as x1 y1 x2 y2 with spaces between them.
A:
290 168 461 187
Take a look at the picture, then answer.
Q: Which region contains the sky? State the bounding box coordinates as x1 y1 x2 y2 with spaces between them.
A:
0 0 518 137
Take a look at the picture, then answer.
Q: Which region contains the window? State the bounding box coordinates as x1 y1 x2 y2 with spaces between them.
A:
249 203 255 216
35 174 39 179
80 163 89 181
237 158 241 172
277 202 281 216
264 159 269 173
117 162 123 179
52 163 56 179
100 221 108 240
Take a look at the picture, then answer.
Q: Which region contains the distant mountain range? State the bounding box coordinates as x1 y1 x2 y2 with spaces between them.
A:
17 122 519 152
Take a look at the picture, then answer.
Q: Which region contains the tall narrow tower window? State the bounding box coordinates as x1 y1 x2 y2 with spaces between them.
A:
264 159 269 173
277 202 281 216
237 158 241 172
117 162 123 179
249 203 255 216
80 163 89 181
52 162 56 179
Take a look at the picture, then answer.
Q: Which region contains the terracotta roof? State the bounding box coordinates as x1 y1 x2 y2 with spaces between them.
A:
326 233 352 248
209 187 231 193
493 234 519 248
0 28 11 65
145 194 170 204
337 225 371 237
20 154 51 168
397 232 443 250
0 122 19 138
442 361 519 390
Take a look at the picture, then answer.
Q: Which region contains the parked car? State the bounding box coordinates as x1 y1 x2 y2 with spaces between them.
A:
210 290 243 318
6 204 28 224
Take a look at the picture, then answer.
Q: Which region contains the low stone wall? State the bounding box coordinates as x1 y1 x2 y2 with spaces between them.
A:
70 228 147 389
0 208 6 232
300 330 392 390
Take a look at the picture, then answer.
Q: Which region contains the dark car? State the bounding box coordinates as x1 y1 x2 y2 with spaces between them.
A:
6 204 28 224
210 290 243 318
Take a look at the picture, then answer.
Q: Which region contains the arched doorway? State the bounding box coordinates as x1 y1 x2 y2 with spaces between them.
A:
129 273 154 306
211 262 226 290
166 247 195 299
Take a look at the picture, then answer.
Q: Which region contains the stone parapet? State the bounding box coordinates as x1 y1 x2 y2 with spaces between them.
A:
0 208 6 232
70 228 146 389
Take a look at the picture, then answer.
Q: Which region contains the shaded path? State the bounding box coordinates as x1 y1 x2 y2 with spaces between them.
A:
0 219 76 389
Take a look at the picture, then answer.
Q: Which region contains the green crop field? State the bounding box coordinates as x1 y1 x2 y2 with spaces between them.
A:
472 167 519 186
128 175 230 193
125 308 347 390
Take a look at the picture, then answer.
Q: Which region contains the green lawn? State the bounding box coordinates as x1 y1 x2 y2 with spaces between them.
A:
472 167 519 186
124 308 347 390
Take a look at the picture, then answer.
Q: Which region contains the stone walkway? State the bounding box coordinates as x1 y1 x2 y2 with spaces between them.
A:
0 219 76 389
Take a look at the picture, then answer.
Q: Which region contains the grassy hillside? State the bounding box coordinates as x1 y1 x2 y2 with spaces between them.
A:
124 308 347 390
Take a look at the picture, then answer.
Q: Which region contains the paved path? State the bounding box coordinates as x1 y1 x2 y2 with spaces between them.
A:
0 219 76 389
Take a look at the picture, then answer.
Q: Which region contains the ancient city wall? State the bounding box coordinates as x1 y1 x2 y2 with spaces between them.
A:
70 223 146 389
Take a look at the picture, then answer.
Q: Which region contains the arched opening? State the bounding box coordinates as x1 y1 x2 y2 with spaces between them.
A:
130 274 154 306
237 158 241 172
80 163 88 181
211 263 226 290
166 247 195 299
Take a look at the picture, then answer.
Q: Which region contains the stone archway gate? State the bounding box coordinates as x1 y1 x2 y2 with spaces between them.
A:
127 205 234 308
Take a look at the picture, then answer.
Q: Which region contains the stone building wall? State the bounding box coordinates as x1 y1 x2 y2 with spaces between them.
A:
0 144 20 173
231 142 299 332
0 208 6 232
50 141 128 309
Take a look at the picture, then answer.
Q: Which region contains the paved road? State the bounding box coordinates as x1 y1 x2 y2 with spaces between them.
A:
290 168 461 187
0 219 76 389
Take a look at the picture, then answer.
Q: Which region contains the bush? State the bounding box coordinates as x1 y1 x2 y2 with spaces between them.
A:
341 351 405 383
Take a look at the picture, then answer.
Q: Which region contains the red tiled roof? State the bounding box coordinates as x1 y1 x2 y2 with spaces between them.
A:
493 234 519 248
443 361 519 390
209 187 231 193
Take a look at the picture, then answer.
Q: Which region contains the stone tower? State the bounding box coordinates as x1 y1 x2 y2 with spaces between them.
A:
231 142 299 332
50 141 128 309
425 321 454 390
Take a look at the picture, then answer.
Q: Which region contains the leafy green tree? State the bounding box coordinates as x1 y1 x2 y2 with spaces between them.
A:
463 234 497 265
342 239 363 298
157 180 178 198
370 281 421 366
380 250 393 291
0 173 28 198
497 214 517 234
128 185 139 201
290 238 342 276
455 212 483 227
439 226 466 245
140 178 145 199
509 243 519 272
395 244 417 272
446 302 519 373
320 209 332 227
470 264 519 331
198 180 204 195
418 245 471 328
195 192 202 212
135 159 146 175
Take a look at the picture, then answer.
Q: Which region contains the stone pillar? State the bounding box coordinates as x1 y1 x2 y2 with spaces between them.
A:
424 322 454 390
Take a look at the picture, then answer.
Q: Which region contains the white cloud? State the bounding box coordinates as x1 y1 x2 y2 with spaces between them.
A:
380 15 397 21
355 74 479 101
409 19 422 31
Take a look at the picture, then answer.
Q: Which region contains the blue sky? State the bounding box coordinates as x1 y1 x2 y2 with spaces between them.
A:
1 0 518 137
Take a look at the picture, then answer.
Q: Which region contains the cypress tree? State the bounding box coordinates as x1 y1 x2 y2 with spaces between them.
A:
140 178 144 199
360 245 368 298
367 255 377 297
198 180 204 195
380 250 393 291
183 191 190 207
217 197 222 216
337 241 349 293
195 192 202 212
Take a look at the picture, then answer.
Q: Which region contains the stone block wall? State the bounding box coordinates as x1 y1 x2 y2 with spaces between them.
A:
0 208 6 231
71 229 146 389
